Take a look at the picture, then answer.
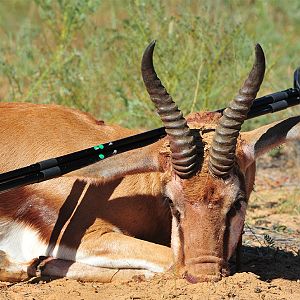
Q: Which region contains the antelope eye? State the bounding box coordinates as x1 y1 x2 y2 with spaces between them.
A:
173 209 181 223
164 197 181 222
164 197 174 207
234 200 242 211
233 195 246 211
228 198 244 217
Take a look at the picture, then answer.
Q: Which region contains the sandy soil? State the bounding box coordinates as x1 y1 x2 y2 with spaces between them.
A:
0 145 299 300
0 272 299 300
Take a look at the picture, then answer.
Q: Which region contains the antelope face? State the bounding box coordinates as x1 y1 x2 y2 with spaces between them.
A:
141 41 265 282
164 146 249 282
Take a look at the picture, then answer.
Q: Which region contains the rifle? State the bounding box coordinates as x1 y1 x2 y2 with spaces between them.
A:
0 68 299 193
216 66 300 118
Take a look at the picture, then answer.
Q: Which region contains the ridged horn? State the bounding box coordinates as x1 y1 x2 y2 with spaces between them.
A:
141 41 197 179
209 44 265 178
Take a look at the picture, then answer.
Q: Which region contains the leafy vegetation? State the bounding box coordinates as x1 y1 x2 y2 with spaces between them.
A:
0 0 300 129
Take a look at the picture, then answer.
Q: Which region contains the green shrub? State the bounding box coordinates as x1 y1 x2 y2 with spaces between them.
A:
0 0 299 129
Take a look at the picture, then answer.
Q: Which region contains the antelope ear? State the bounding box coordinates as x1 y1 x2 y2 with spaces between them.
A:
240 116 300 167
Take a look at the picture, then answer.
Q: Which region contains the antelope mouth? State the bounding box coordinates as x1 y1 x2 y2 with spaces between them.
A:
183 256 229 283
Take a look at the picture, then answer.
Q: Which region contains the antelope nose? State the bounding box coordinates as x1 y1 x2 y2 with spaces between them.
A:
183 256 228 283
183 270 221 284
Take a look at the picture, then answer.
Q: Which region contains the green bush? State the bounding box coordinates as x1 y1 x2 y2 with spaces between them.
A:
0 0 299 129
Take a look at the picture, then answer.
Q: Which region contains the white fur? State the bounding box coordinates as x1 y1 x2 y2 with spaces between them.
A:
0 218 47 262
170 215 181 262
78 256 164 273
0 218 163 273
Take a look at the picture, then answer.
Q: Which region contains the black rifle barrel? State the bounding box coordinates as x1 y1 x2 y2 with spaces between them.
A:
215 88 300 114
247 96 300 119
0 129 166 191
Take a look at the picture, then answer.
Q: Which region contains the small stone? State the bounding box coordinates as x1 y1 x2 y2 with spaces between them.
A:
254 287 262 293
227 292 236 298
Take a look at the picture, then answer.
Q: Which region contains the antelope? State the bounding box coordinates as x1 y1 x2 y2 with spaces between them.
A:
0 41 299 284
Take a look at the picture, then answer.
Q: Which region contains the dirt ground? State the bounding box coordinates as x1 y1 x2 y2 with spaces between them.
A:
0 145 299 300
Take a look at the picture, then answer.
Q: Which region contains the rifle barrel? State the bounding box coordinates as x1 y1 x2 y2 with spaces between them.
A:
247 96 300 119
215 88 300 114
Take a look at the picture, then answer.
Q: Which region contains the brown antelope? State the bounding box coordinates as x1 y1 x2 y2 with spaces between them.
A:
0 41 299 283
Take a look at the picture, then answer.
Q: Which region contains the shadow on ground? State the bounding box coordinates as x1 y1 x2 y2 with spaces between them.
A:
239 245 300 281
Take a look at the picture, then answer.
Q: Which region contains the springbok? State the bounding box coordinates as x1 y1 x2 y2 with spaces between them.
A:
0 41 299 283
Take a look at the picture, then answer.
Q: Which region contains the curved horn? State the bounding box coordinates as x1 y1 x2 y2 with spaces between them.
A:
141 41 197 179
209 44 265 178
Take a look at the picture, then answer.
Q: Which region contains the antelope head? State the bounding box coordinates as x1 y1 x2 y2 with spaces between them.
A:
141 41 268 282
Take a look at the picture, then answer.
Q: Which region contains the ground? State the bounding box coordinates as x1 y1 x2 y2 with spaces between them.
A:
0 144 299 300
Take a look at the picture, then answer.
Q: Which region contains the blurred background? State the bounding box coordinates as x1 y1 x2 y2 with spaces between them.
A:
0 0 299 129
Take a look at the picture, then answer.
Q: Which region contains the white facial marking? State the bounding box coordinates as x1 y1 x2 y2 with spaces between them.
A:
171 215 181 262
222 175 243 206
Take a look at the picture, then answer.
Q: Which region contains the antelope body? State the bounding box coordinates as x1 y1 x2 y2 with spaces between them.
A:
0 42 299 283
